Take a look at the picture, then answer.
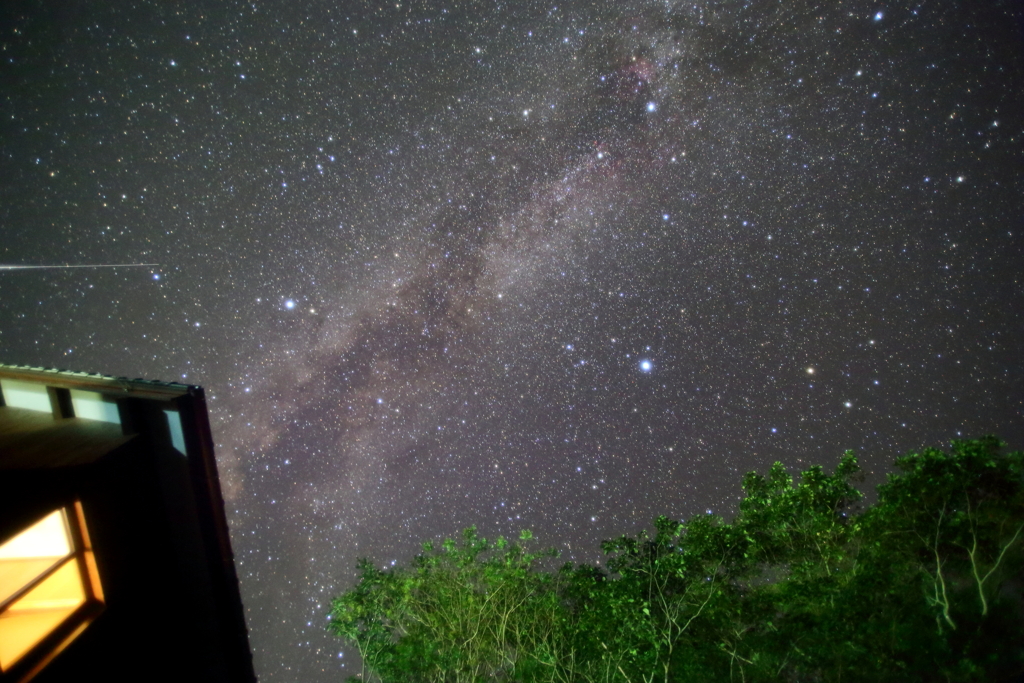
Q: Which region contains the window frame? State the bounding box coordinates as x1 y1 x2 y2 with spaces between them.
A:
0 501 105 682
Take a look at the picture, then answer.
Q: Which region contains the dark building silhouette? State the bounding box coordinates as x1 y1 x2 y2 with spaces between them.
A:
0 364 255 682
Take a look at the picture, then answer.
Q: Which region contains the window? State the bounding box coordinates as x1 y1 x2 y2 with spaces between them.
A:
0 503 104 678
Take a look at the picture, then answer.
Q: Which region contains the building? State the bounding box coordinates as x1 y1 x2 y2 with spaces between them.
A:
0 364 255 682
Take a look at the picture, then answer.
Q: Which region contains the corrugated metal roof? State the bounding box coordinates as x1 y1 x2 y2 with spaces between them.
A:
0 363 196 400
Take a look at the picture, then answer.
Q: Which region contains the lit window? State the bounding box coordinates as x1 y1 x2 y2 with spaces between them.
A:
0 504 104 677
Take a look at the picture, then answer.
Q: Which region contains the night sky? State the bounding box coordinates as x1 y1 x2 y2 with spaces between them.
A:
2 1 1023 680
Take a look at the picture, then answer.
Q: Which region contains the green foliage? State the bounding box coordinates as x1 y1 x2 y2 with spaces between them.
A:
329 527 563 682
329 438 1024 682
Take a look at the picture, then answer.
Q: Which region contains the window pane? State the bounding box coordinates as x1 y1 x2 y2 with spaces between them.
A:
0 510 72 605
70 389 122 424
0 379 52 413
0 559 86 669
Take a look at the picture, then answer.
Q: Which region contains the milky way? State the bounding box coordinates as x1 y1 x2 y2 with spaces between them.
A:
2 1 1022 680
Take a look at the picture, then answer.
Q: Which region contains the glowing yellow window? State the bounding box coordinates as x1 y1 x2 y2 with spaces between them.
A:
0 504 104 678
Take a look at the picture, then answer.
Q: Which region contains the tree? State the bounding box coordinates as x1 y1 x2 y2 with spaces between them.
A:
329 528 564 683
852 436 1024 680
329 438 1024 682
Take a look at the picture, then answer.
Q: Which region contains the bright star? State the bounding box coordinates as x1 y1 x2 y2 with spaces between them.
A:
646 102 657 112
639 360 653 372
285 299 296 309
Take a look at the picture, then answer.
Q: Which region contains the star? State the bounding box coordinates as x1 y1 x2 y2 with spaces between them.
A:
2 2 1019 679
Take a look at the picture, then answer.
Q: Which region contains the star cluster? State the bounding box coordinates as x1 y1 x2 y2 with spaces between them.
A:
1 1 1022 680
